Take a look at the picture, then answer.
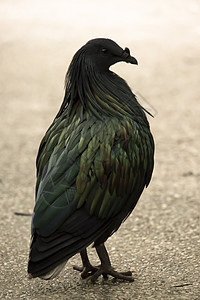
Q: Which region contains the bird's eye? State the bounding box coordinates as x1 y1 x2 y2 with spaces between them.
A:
101 48 109 55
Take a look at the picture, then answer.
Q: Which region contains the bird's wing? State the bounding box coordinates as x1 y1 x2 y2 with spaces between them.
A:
33 113 153 235
73 116 154 220
29 112 154 276
33 109 85 235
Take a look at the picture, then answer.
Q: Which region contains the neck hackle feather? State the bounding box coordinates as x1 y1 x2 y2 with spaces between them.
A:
56 46 150 126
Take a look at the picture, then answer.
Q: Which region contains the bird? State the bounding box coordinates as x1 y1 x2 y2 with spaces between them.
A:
28 38 154 282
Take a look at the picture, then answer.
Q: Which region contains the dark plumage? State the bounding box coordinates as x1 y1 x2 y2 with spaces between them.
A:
28 38 154 282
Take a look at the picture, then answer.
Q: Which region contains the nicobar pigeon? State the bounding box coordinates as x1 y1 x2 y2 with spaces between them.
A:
28 38 154 282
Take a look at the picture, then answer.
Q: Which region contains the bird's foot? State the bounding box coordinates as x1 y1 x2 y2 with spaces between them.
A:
91 243 135 282
73 246 135 282
73 263 99 279
73 249 99 278
89 265 134 282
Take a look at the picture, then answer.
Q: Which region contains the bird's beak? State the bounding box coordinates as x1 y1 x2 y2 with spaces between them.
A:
121 47 138 65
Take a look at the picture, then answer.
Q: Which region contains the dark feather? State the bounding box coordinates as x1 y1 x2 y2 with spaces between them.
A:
28 38 154 279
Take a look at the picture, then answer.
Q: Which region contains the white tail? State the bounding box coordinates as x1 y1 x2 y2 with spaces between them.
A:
29 261 67 280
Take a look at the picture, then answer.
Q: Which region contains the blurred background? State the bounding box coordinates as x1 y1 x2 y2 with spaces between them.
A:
0 0 199 299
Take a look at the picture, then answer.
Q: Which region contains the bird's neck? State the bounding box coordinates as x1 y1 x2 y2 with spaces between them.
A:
57 67 148 127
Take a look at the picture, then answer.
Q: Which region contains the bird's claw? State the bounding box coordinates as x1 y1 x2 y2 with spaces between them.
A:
73 264 99 279
73 265 83 272
87 266 134 283
89 266 134 283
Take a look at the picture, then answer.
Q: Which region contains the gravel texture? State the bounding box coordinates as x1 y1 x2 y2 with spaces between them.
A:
0 1 199 299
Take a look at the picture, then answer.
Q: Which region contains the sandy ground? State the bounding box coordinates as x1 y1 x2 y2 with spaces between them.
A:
0 1 200 299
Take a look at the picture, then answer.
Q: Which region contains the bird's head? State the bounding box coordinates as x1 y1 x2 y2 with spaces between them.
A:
82 38 138 72
62 38 138 117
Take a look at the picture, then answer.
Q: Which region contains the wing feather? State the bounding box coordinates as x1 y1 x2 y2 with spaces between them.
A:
30 112 154 277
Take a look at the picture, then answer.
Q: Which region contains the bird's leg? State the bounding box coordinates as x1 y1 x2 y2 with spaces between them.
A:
73 248 98 278
90 243 134 282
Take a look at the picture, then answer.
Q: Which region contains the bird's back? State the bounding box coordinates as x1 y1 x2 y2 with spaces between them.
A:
28 97 154 277
28 39 154 279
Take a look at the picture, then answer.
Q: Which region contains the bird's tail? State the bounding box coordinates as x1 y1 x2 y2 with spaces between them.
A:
28 208 112 279
27 231 82 279
29 261 67 280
